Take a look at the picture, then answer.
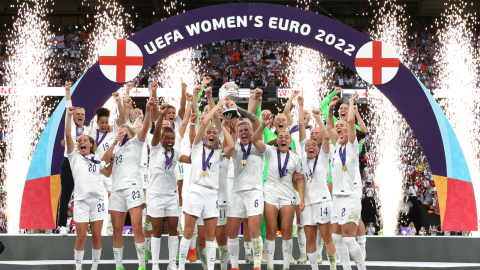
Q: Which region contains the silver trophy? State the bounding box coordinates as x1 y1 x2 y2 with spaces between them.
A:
219 82 239 104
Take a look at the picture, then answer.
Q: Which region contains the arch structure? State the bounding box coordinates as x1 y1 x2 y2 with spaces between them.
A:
20 3 476 231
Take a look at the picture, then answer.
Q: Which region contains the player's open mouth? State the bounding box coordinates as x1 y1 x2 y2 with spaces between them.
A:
167 144 173 147
279 124 284 128
309 149 314 153
78 118 83 122
281 142 287 146
170 117 174 120
80 145 86 150
242 135 247 139
341 113 346 117
209 138 214 142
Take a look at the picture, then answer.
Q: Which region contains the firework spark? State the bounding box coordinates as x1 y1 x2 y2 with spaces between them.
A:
368 0 410 235
435 0 480 233
284 44 330 123
1 0 53 234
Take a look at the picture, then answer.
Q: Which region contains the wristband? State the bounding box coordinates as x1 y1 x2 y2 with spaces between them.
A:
190 122 196 126
187 101 192 105
206 95 212 98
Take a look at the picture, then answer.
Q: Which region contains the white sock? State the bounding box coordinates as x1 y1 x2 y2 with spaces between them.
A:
190 225 198 249
332 234 351 270
219 245 229 270
74 249 84 270
357 235 367 258
145 237 151 251
113 246 124 268
244 241 252 257
92 248 101 269
265 239 275 270
135 242 146 267
227 238 240 269
282 239 293 270
169 236 179 266
298 225 306 256
206 241 216 270
308 252 319 270
152 237 161 265
179 237 191 270
317 228 324 260
252 237 263 268
344 237 366 270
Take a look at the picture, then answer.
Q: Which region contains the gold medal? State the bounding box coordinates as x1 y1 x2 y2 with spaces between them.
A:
202 170 207 177
342 165 347 171
241 159 247 165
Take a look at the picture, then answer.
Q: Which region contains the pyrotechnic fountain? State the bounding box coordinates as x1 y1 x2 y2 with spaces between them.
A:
367 0 411 235
1 0 53 234
435 0 480 233
284 44 331 122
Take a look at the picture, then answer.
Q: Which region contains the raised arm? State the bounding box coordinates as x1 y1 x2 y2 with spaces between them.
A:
194 98 226 145
124 83 134 123
237 105 260 132
178 93 193 138
177 79 187 120
354 105 366 134
252 112 273 153
65 106 76 155
205 86 222 133
298 95 306 142
138 97 155 143
189 112 197 146
284 90 300 126
65 81 72 103
347 92 357 144
112 92 125 127
151 103 168 147
193 85 202 124
312 109 330 154
150 81 161 122
102 131 123 163
321 87 341 122
327 96 340 146
221 114 235 156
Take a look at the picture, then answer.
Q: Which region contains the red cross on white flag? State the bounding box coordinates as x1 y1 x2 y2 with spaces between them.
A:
99 39 143 83
355 41 399 85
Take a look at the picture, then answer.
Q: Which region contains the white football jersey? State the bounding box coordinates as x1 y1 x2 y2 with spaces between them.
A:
67 150 104 200
263 145 302 201
231 141 265 193
189 142 223 191
331 139 359 196
302 148 330 205
148 142 183 195
111 135 144 191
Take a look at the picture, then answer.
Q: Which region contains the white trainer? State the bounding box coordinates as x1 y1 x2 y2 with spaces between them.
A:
152 264 160 270
167 264 177 270
59 226 68 236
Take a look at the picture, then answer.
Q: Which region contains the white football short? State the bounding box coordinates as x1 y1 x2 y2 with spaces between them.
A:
183 184 218 220
109 187 145 213
74 197 105 223
301 201 332 226
228 189 264 218
99 174 112 193
331 195 361 225
146 193 180 218
197 205 227 226
264 193 295 210
175 162 184 181
140 167 148 189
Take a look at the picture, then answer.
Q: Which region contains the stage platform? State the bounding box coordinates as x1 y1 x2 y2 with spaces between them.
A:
0 235 479 269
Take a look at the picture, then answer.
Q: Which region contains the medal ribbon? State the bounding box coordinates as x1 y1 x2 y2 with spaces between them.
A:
202 146 215 172
240 142 252 161
83 154 101 164
277 149 290 178
289 125 310 134
121 136 130 146
76 126 82 137
339 145 346 167
308 155 319 179
96 129 108 146
165 149 175 166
